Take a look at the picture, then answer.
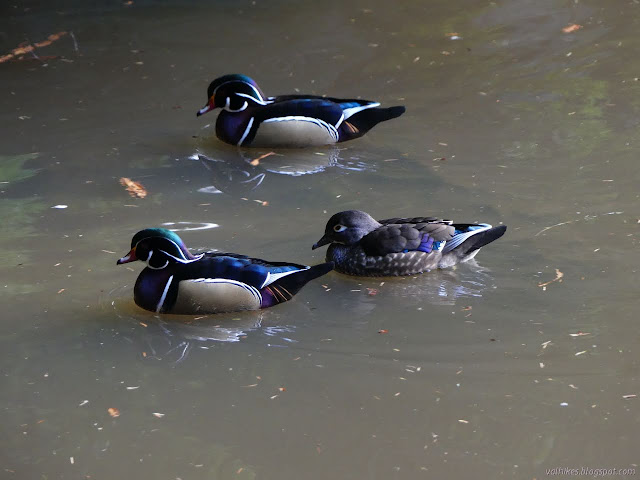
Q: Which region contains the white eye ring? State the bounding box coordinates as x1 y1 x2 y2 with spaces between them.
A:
333 224 347 233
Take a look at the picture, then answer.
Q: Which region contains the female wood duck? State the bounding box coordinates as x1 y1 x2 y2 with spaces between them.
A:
117 228 333 314
312 210 507 276
196 74 406 148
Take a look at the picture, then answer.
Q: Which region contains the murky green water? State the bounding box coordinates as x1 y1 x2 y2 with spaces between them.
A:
2 1 639 478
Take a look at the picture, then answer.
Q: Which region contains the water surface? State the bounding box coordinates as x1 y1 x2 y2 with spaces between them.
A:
2 1 639 478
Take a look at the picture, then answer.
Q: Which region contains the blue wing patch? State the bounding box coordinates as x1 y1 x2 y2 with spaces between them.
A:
416 234 435 253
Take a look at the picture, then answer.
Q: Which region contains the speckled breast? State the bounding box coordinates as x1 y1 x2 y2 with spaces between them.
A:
326 244 440 277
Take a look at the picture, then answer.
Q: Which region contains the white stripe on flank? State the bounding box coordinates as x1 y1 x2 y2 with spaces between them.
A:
262 116 338 142
342 102 380 120
190 278 262 304
334 112 345 130
238 117 255 146
156 275 174 313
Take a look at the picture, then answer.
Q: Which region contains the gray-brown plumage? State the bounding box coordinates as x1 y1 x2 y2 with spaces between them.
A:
312 210 506 276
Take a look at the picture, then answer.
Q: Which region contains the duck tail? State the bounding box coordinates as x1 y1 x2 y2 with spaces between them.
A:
379 105 406 121
260 262 334 307
439 225 506 267
460 225 507 255
340 106 406 140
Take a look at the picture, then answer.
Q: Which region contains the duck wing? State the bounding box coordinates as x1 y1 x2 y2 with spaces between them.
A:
360 219 455 257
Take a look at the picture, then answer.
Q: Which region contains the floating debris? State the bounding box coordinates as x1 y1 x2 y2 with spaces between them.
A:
0 32 68 64
562 24 583 33
538 269 564 291
119 177 147 198
250 151 276 166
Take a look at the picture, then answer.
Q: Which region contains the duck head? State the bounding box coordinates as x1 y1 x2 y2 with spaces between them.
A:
117 228 201 269
312 210 382 249
197 74 267 116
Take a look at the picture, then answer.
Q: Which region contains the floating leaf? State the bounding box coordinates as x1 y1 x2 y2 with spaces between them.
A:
119 177 147 198
562 24 583 33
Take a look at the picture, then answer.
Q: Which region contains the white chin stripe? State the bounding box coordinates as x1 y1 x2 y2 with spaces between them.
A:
146 250 169 270
224 97 248 112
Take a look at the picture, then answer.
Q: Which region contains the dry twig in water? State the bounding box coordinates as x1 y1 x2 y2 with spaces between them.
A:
538 269 564 291
250 151 276 166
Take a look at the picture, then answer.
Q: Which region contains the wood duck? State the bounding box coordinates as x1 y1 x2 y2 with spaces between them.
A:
196 74 406 148
312 210 506 276
117 228 333 314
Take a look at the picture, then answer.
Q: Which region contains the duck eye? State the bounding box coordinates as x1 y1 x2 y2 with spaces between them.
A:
333 224 347 233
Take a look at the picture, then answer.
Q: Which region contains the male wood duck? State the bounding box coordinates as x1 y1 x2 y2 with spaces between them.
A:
312 210 507 276
117 228 333 314
196 74 406 148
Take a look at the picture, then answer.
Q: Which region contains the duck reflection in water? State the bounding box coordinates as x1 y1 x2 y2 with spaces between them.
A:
330 261 499 320
193 145 372 197
111 298 311 364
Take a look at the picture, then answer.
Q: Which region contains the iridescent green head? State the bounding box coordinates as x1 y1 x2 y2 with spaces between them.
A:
197 74 267 116
117 228 197 269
